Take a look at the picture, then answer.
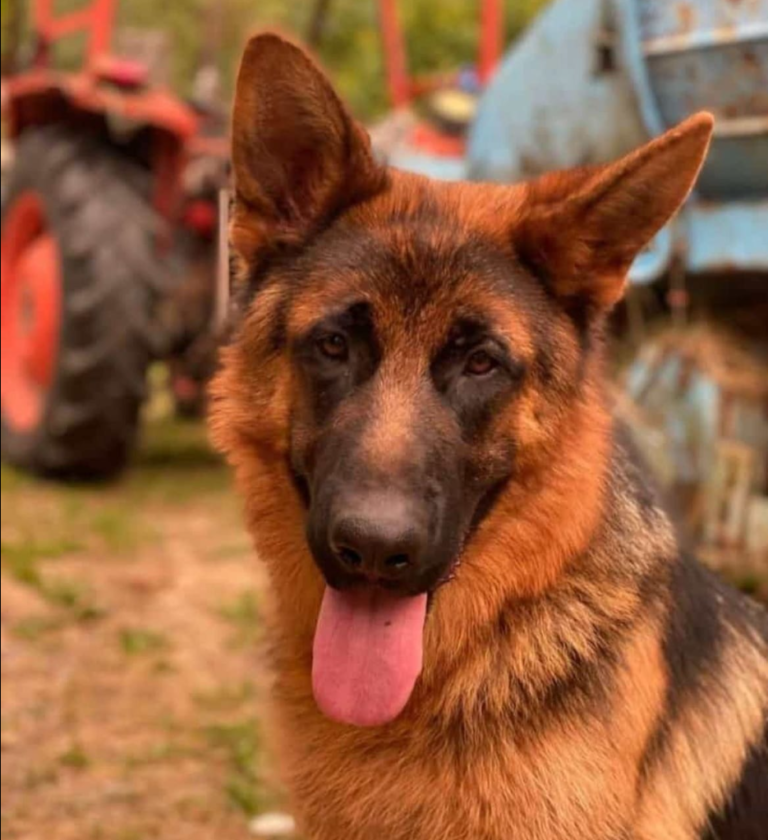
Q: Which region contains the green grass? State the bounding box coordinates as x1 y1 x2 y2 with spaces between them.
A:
59 743 91 770
42 578 104 621
2 538 84 583
89 507 143 554
194 681 256 712
204 719 264 817
121 740 200 770
1 532 104 623
10 615 66 642
218 590 261 649
118 627 169 657
125 412 229 504
0 463 31 492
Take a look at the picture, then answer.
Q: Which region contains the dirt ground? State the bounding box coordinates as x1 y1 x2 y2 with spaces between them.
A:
1 395 283 840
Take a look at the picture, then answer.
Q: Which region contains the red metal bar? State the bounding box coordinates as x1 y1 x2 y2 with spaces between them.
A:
32 0 116 69
477 0 503 85
32 0 55 32
87 0 117 65
378 0 410 109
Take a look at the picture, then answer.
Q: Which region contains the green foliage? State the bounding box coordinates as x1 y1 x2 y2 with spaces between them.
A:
2 0 551 118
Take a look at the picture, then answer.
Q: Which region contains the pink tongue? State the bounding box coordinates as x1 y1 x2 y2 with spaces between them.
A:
312 587 428 727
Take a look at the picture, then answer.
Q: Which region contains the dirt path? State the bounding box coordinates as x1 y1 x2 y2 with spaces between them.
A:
1 410 281 840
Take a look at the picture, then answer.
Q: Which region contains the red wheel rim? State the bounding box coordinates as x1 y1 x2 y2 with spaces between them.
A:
1 192 63 432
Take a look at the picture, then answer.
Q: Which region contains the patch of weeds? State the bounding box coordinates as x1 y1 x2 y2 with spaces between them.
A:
130 414 227 504
11 615 66 642
122 740 199 769
152 658 176 675
43 578 104 621
89 507 143 554
59 743 90 770
1 538 82 585
2 545 104 623
226 774 264 817
138 413 218 467
194 681 256 712
119 627 169 657
204 719 264 816
218 590 261 648
0 463 30 492
1 545 42 587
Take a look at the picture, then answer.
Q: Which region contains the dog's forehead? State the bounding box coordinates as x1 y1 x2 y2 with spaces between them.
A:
285 184 546 349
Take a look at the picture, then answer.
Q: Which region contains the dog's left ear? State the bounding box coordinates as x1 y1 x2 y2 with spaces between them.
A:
230 33 385 264
515 112 714 315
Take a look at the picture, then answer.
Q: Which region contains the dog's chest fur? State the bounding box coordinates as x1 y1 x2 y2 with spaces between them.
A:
276 706 637 840
269 605 661 840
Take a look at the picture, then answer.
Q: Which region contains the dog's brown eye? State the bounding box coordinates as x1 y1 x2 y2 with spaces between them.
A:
318 333 348 361
464 350 497 377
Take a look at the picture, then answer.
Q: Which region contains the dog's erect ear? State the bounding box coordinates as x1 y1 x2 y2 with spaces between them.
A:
515 112 714 316
231 33 385 262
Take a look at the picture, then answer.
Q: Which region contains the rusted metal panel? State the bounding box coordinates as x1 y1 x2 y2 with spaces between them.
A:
638 0 768 40
685 199 768 271
634 0 768 197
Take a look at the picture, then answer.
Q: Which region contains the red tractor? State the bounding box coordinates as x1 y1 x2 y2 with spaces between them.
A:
1 0 227 478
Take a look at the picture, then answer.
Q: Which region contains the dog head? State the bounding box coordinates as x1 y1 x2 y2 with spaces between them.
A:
213 34 712 726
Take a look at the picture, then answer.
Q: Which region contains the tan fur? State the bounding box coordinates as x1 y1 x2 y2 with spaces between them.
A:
211 33 768 840
636 625 768 840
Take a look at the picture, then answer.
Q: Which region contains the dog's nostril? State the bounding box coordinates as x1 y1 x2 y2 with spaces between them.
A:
338 547 362 568
385 554 411 569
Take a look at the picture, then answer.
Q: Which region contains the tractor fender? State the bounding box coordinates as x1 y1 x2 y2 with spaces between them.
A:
4 69 197 146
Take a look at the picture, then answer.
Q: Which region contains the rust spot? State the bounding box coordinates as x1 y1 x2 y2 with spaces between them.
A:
741 49 759 71
676 2 696 33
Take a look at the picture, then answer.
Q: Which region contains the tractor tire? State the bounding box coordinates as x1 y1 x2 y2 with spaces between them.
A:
1 128 170 479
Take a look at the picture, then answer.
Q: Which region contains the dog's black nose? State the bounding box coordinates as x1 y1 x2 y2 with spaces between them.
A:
329 495 425 582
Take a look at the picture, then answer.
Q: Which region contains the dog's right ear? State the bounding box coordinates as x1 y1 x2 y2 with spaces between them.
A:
231 33 385 264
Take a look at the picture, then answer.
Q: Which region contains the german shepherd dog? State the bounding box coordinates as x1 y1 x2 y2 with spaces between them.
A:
211 34 768 840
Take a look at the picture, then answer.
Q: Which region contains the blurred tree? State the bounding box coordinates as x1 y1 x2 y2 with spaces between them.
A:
307 0 334 48
1 0 23 76
0 0 551 119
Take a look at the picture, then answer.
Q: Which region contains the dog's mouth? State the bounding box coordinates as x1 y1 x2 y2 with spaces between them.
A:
295 466 502 729
310 549 465 728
